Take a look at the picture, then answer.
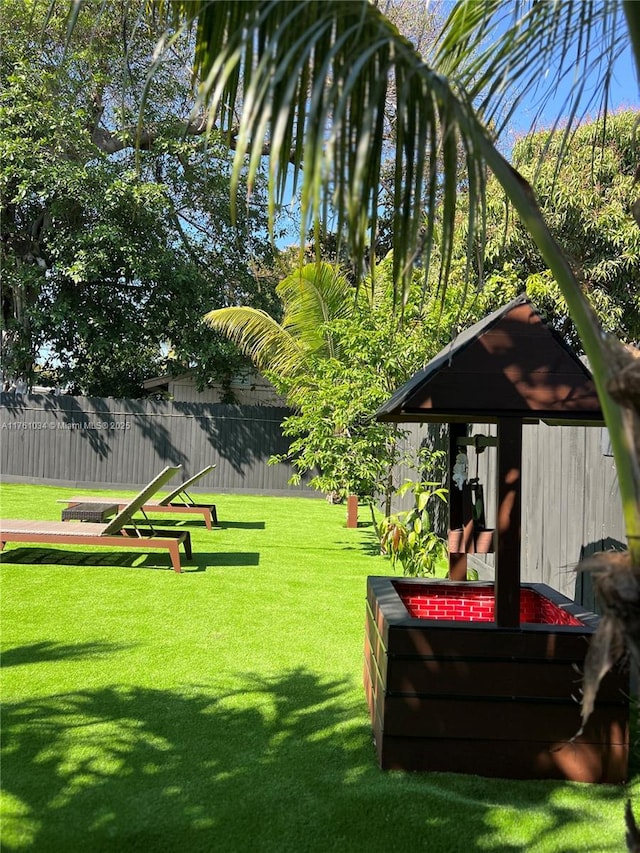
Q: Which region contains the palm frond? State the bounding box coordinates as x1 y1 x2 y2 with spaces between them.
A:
203 263 355 375
277 263 355 359
436 0 630 141
163 0 488 299
203 306 303 377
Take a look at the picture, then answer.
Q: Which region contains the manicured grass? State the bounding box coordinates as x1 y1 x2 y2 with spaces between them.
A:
1 482 638 852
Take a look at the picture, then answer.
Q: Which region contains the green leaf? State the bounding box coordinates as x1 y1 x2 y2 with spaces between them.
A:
417 491 430 512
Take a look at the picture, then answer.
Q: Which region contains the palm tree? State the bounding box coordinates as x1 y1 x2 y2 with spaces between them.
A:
203 261 355 397
77 1 639 714
205 259 420 517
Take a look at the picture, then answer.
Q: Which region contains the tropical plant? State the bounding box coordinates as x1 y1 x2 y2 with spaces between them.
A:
206 260 416 513
378 477 451 578
203 262 355 397
207 256 505 514
271 350 409 515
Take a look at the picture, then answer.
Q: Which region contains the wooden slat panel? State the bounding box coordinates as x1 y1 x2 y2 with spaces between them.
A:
378 735 628 783
363 635 386 734
379 694 627 742
518 421 625 602
558 427 583 592
385 657 627 702
364 605 388 681
386 624 597 660
0 395 317 495
365 587 393 650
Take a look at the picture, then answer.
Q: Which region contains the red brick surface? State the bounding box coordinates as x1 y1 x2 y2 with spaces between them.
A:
396 583 583 626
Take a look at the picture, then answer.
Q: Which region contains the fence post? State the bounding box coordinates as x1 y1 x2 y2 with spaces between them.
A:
346 495 359 528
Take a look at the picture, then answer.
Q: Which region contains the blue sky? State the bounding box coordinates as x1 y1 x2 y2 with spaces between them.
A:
504 33 638 144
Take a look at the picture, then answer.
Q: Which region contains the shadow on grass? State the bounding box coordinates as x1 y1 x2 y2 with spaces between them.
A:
337 529 383 559
1 641 131 668
0 547 257 574
218 521 266 530
1 668 628 853
132 518 213 530
0 547 193 573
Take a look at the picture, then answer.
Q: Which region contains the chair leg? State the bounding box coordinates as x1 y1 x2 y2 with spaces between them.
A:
167 540 182 573
181 532 192 559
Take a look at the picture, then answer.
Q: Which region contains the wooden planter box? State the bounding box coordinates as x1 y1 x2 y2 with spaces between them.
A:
364 576 629 782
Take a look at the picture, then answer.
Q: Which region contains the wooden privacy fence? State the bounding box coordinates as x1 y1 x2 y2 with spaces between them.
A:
0 393 315 496
1 394 626 606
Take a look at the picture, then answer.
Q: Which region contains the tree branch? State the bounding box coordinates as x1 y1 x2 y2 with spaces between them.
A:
91 115 209 154
91 117 299 165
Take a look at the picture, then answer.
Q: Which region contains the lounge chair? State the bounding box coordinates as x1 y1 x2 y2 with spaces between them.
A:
0 466 192 573
60 465 218 530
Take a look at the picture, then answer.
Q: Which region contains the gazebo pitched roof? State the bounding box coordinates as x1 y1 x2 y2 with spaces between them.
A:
376 294 603 424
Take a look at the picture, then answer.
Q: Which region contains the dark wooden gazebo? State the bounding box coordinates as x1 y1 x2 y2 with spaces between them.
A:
364 295 629 782
376 293 604 626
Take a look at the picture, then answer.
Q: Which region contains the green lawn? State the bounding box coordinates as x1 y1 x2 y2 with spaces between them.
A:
1 482 638 852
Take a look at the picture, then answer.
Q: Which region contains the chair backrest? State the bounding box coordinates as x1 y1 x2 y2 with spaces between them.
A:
102 465 181 534
158 464 216 504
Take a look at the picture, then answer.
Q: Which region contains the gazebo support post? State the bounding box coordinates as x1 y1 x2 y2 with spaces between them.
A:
495 416 523 627
448 423 471 580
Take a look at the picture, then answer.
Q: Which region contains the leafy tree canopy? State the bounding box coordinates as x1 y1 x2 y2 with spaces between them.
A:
478 110 640 350
274 254 502 503
209 256 505 507
0 0 281 396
